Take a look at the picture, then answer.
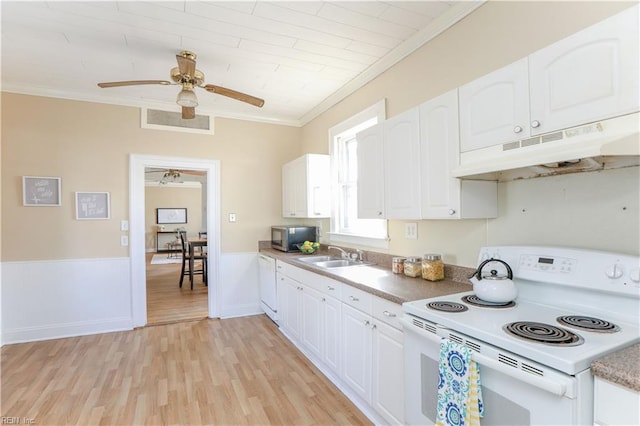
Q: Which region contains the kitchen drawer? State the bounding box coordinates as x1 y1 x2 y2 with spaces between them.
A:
372 297 403 330
305 275 342 300
276 260 342 299
341 285 373 315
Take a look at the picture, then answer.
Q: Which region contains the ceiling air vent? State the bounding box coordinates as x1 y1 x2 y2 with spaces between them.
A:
141 108 215 135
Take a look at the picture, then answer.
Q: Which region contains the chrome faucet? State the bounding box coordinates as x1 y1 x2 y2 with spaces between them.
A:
328 245 349 259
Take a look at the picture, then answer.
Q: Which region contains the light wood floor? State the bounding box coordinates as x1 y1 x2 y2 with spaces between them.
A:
146 252 208 325
1 315 371 425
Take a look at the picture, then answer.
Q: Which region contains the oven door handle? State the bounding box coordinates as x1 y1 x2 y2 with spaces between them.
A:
402 318 568 397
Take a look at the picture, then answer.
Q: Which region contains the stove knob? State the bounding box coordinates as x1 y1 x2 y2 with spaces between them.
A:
629 268 640 283
605 263 624 279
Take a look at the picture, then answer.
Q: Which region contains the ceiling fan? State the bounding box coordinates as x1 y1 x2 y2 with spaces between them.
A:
146 168 205 184
98 51 265 119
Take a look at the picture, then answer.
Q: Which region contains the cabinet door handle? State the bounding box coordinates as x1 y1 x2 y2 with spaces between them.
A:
322 297 326 302
382 310 397 317
513 125 523 133
531 120 541 128
372 324 377 330
349 296 359 302
327 285 335 291
448 209 456 215
377 211 383 216
364 320 370 326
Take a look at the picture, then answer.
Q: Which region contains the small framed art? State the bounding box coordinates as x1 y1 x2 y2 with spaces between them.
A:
75 192 110 220
157 208 187 224
23 176 62 206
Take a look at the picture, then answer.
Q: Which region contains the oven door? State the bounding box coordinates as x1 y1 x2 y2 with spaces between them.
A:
401 316 591 426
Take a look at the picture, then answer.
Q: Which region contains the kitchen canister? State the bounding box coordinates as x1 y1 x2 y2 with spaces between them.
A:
404 257 423 278
392 257 406 274
422 254 444 281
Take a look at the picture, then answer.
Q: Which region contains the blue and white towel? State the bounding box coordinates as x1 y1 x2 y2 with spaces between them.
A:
435 339 484 426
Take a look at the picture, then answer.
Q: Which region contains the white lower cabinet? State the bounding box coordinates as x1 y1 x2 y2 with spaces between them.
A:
341 304 373 402
372 320 405 425
277 273 302 340
275 262 405 425
594 377 640 426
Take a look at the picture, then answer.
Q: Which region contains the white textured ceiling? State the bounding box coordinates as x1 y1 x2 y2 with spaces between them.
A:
1 1 482 126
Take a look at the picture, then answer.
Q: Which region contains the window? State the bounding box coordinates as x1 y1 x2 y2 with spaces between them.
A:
328 100 388 248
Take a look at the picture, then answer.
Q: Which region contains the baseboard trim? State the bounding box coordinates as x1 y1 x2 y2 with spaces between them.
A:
220 303 262 319
2 317 133 345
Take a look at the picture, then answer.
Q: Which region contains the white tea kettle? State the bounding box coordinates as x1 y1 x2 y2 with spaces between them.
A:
468 258 517 303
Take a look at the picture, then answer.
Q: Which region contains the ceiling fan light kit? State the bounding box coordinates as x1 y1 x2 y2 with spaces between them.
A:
176 87 198 107
97 51 264 119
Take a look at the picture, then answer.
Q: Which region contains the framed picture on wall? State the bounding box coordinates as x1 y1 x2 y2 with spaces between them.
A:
22 176 62 206
157 208 187 224
75 192 110 220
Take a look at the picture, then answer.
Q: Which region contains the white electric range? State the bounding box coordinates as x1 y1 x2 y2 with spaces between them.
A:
401 246 640 425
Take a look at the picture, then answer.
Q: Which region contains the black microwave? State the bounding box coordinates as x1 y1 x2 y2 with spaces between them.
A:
271 226 317 252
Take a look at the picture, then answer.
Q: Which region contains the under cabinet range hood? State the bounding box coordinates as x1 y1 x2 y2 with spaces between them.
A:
452 113 640 181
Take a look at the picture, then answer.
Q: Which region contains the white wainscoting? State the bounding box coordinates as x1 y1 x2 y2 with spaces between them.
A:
1 257 132 344
219 253 261 319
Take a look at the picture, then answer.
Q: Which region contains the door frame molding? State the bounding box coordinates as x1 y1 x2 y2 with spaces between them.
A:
129 154 220 326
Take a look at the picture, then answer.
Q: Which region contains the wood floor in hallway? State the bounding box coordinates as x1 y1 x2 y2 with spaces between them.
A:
146 252 208 325
1 315 372 425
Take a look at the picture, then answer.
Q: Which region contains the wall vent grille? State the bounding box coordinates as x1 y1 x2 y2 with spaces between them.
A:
141 108 215 135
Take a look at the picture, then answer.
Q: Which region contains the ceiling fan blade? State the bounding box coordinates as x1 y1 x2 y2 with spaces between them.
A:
182 106 195 119
97 80 172 88
177 170 206 176
203 84 265 108
176 54 196 78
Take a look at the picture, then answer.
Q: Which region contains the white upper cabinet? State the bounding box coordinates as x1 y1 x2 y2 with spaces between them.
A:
383 108 421 219
356 109 421 220
420 89 497 219
459 5 639 153
459 58 531 152
282 154 330 218
528 6 639 135
356 123 385 219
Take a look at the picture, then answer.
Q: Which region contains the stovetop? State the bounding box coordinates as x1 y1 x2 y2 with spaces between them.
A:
402 246 640 375
403 291 639 375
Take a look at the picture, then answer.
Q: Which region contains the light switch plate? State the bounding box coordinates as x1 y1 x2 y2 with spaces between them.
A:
405 223 418 240
121 235 129 246
121 220 129 231
229 213 236 222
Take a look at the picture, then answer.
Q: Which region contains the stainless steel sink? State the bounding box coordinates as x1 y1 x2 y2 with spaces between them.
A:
295 255 339 263
295 256 374 268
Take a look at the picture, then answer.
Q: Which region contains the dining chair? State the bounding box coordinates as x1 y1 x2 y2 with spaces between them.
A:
179 231 207 290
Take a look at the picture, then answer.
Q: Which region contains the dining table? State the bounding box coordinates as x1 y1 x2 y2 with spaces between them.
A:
188 238 208 285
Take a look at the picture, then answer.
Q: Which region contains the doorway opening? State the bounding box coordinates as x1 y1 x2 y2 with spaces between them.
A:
145 170 208 324
130 154 220 327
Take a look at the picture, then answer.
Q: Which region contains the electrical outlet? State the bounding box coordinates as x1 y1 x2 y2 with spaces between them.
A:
121 220 129 231
405 223 418 240
229 213 236 222
120 235 129 246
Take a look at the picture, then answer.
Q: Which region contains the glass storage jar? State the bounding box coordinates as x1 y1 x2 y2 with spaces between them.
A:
422 254 444 281
404 257 423 278
392 257 406 274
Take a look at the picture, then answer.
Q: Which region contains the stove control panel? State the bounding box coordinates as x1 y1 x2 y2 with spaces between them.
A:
478 246 640 296
519 255 577 274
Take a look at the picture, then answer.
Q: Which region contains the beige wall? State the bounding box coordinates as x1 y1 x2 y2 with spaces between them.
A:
1 93 302 261
144 185 203 251
300 1 639 266
2 2 637 266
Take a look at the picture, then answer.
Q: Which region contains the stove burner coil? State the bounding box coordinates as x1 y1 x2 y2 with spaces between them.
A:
557 315 620 333
427 301 468 313
503 321 584 346
461 295 516 309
